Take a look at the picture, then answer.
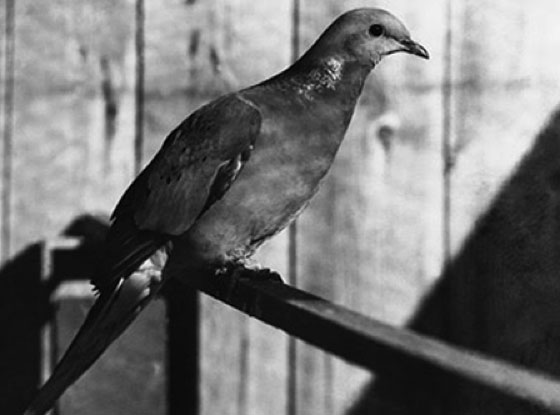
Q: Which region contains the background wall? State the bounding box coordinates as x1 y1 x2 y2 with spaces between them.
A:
2 0 560 414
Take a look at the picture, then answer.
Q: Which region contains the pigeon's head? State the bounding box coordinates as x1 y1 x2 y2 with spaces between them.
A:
310 8 429 67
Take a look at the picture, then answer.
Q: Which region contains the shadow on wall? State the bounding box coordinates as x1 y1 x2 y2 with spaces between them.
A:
0 214 196 415
0 214 110 414
348 107 560 414
5 107 560 415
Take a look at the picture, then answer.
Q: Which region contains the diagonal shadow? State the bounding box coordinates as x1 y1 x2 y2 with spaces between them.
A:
347 107 560 414
6 105 560 414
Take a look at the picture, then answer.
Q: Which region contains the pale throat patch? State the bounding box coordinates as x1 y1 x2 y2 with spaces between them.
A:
296 56 344 99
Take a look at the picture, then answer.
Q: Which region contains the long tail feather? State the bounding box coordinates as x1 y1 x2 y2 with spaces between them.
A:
24 262 166 415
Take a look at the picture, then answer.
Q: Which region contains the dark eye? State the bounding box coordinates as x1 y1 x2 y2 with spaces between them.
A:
368 24 384 37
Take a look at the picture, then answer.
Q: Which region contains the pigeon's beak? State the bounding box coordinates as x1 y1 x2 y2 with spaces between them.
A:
399 38 430 59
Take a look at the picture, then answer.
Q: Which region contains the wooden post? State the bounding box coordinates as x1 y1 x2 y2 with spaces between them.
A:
293 1 446 413
164 279 199 415
143 1 292 414
1 0 15 261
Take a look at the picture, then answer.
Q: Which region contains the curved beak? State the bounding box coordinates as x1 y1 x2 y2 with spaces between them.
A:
400 38 430 59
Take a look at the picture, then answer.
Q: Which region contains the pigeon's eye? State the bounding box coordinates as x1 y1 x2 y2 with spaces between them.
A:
368 24 385 37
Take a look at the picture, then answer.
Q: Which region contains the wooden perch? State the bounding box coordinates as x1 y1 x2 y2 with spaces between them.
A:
187 269 560 413
43 238 560 413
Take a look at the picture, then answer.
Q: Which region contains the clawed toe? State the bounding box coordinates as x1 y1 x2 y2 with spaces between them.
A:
244 268 284 284
214 263 244 302
213 263 283 311
215 263 284 284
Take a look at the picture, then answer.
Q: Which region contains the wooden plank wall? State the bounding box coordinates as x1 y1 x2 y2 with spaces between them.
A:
3 0 560 414
293 1 445 413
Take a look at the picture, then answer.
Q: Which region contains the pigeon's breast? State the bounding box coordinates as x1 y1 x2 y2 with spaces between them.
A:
181 91 349 265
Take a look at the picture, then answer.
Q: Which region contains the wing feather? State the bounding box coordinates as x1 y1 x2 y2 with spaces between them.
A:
94 94 261 292
112 93 261 234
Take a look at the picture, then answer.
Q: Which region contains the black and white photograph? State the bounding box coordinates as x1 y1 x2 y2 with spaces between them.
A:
1 1 560 414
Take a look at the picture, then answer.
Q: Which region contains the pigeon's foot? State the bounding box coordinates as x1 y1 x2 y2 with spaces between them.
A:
238 265 284 284
214 262 283 312
216 262 284 284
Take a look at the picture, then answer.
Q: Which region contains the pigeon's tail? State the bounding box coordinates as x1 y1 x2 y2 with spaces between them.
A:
24 260 167 415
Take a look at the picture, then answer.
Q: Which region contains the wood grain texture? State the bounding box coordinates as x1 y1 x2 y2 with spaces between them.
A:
449 0 560 253
293 1 446 413
10 0 137 254
184 269 560 415
57 300 166 415
7 1 560 414
436 0 560 413
0 1 5 258
351 2 560 414
143 1 291 414
0 0 14 261
5 1 167 414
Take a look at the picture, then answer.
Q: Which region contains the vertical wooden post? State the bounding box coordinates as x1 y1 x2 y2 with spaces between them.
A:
142 2 291 414
441 0 454 266
1 0 15 262
0 243 44 414
134 0 145 174
165 280 199 415
287 1 300 415
134 3 199 414
295 2 447 413
40 241 59 415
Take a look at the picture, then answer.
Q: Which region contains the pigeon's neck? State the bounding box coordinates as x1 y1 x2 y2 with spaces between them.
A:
281 54 372 105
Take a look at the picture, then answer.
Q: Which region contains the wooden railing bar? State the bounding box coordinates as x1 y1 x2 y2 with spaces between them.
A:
186 271 560 413
43 238 560 413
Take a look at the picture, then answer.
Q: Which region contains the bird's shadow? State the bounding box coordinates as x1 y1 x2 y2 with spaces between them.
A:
347 107 560 414
0 214 109 414
0 214 199 415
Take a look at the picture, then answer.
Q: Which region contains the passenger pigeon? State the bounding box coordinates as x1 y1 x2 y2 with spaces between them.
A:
25 8 428 415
